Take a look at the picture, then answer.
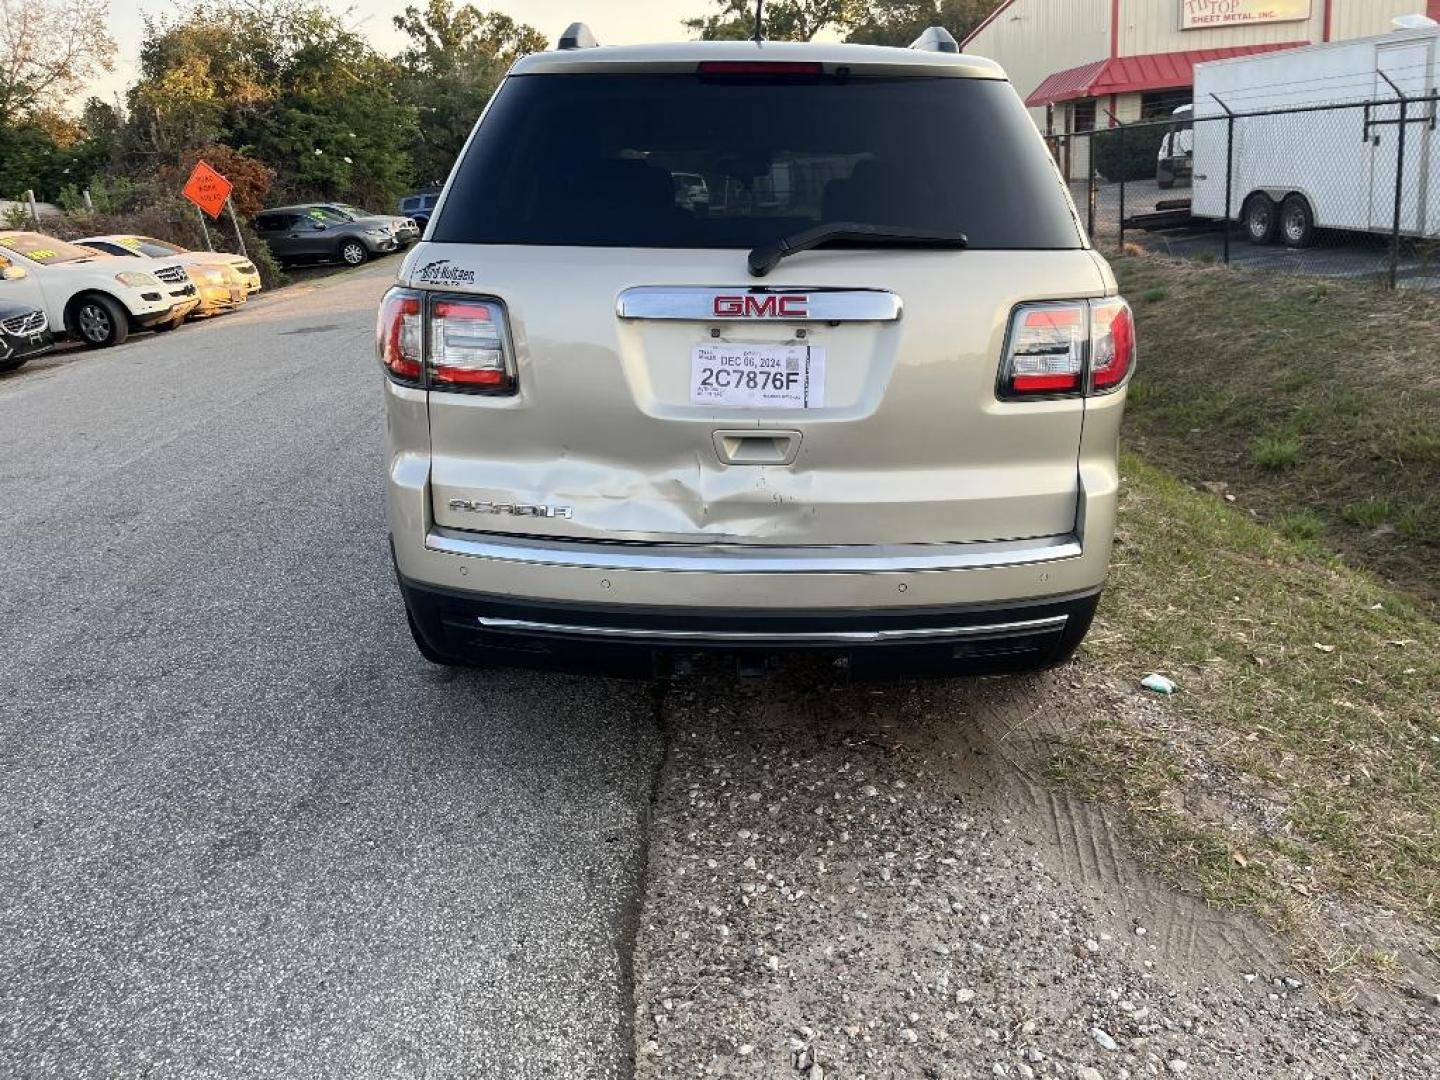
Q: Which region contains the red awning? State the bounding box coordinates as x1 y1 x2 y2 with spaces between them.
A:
1024 43 1307 108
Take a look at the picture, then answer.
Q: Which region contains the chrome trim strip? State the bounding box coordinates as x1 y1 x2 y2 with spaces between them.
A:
475 614 1069 644
616 286 901 322
426 528 1082 574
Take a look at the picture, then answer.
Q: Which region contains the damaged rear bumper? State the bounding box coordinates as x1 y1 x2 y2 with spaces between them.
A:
399 573 1100 678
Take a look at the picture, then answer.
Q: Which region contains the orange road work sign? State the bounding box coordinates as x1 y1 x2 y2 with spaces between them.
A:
182 161 234 219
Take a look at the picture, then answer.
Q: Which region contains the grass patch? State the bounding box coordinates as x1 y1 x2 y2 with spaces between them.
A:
1055 454 1440 976
1272 509 1325 546
1252 434 1302 470
1342 498 1393 529
1115 254 1440 612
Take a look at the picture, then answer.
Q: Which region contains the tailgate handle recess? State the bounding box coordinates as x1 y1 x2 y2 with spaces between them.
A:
713 429 801 466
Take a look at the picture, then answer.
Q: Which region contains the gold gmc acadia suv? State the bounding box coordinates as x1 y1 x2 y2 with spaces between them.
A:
379 24 1135 679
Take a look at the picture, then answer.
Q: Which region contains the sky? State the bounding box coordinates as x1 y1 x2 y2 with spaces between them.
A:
92 0 715 102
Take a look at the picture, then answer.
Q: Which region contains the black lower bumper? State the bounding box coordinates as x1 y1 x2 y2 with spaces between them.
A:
0 328 54 363
398 574 1100 680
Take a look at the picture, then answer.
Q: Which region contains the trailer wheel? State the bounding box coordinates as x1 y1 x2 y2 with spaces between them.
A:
1280 194 1315 248
1243 194 1279 245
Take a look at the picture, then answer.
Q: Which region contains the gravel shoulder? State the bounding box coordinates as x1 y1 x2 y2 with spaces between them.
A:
633 666 1437 1079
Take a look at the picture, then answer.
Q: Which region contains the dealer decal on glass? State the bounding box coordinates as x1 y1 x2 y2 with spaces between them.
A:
690 343 826 409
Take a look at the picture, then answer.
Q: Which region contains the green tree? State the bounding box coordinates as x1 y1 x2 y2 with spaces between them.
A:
0 0 116 127
682 0 997 44
126 0 419 206
842 0 997 46
683 0 849 41
392 0 546 186
0 115 68 198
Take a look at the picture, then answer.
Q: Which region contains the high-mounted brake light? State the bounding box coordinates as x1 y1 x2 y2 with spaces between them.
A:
998 298 1136 400
697 61 824 76
377 288 423 384
376 289 517 395
428 296 516 393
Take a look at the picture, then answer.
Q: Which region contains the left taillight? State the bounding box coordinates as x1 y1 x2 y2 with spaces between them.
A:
428 296 515 393
377 287 423 385
376 289 518 395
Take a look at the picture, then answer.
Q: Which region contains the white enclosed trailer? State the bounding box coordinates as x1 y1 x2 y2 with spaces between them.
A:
1191 23 1440 246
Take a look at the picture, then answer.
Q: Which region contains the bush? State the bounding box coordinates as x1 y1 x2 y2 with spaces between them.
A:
46 196 288 290
1092 124 1167 184
55 176 145 215
158 145 276 217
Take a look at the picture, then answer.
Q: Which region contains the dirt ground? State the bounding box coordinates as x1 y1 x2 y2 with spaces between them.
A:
632 663 1438 1079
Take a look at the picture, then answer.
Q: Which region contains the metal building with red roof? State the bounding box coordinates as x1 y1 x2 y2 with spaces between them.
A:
962 0 1437 177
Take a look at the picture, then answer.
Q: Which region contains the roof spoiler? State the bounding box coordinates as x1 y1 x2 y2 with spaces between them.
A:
909 26 959 54
558 22 598 50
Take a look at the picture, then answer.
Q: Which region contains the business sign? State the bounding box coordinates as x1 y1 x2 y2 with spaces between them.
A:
1182 0 1311 30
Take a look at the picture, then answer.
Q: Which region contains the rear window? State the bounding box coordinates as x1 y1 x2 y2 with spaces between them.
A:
432 73 1080 250
119 237 183 258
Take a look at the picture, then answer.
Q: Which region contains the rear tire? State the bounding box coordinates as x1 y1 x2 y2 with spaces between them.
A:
339 240 368 266
71 294 129 349
1243 194 1279 245
1280 194 1315 248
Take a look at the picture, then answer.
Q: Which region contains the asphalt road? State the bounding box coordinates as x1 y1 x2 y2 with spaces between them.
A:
0 264 662 1079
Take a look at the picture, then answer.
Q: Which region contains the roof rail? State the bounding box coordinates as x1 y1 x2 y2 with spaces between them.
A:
558 22 598 50
909 26 959 53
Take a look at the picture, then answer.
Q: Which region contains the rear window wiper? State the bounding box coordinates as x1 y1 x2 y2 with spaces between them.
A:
748 222 969 278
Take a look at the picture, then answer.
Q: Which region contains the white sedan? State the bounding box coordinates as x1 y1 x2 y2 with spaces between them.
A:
0 231 200 348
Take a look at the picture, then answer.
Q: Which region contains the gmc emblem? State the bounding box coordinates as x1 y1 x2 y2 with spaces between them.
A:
713 294 809 318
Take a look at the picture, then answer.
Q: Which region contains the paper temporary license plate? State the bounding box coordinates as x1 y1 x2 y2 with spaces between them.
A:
690 343 826 409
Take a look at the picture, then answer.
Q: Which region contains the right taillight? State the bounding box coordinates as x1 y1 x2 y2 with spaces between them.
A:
1088 298 1135 394
376 288 517 395
998 297 1136 400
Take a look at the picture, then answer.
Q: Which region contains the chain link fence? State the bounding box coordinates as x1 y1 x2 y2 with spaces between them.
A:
1048 92 1440 289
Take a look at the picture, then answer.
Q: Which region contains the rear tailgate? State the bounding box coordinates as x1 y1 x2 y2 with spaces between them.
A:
416 243 1105 546
410 57 1097 550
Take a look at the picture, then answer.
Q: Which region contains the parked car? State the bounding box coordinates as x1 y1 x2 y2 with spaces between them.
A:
77 234 262 296
398 192 439 228
381 28 1134 678
253 206 398 267
672 171 711 210
77 236 249 318
0 297 54 373
314 203 420 248
1156 103 1193 190
0 231 199 347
